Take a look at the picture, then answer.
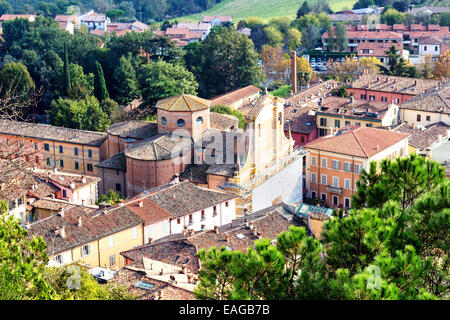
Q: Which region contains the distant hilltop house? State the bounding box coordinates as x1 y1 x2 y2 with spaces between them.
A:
0 14 36 32
80 10 109 32
201 15 232 27
55 15 81 34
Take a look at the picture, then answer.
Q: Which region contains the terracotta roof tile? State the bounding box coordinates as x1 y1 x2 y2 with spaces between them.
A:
210 85 261 106
305 126 410 158
0 120 107 146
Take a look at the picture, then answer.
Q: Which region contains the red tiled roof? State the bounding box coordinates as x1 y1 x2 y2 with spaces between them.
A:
165 27 189 36
304 126 410 158
125 198 172 225
0 14 36 21
55 15 77 22
202 16 232 23
210 85 261 106
357 42 403 57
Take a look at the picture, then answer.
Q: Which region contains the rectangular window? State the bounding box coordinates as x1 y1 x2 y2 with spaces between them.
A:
108 236 114 248
366 123 373 127
321 193 327 201
394 98 399 104
333 196 339 206
88 149 92 158
335 119 340 128
60 159 64 168
177 218 181 224
87 164 93 172
426 115 431 121
321 174 327 185
355 122 361 127
115 183 121 191
354 164 361 174
311 156 317 166
34 142 38 150
417 114 421 122
201 211 205 221
344 162 352 172
189 215 193 225
345 121 350 126
311 191 317 198
320 118 327 127
75 161 79 170
332 177 339 188
62 190 67 198
361 94 367 100
44 143 50 151
381 97 387 102
344 179 351 190
311 173 317 183
59 145 63 153
332 160 340 170
213 206 217 216
81 244 90 257
46 158 51 166
321 158 327 168
344 198 351 208
225 202 229 207
109 254 115 267
54 254 63 265
74 147 79 156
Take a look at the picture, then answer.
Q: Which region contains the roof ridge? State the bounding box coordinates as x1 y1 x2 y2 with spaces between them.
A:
352 127 369 158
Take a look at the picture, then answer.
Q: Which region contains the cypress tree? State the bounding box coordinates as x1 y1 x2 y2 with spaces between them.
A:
94 61 109 102
63 42 70 97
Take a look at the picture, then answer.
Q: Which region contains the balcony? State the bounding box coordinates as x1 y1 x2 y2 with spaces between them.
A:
326 185 343 195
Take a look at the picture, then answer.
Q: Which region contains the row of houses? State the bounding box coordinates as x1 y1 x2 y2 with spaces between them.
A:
0 11 148 36
322 23 450 66
152 15 233 47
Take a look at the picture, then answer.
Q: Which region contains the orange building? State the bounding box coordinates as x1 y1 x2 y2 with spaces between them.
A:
304 126 410 209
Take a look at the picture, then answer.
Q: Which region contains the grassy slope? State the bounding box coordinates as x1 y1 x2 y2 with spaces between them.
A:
178 0 357 22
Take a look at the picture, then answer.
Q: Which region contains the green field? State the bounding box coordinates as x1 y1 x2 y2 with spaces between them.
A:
178 0 357 22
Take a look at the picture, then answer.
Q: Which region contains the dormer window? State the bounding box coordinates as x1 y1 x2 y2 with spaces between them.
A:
161 117 167 125
177 119 185 127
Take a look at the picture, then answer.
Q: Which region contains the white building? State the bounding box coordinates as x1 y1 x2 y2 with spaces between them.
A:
121 180 237 243
400 82 450 126
80 11 109 32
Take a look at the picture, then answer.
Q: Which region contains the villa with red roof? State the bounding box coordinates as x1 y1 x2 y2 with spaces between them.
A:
304 126 410 209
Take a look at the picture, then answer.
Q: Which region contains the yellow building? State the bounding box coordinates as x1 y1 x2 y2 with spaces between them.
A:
28 204 144 270
314 97 399 137
0 120 108 176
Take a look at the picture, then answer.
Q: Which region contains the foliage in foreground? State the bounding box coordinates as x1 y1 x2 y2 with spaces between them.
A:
195 154 449 300
0 201 135 300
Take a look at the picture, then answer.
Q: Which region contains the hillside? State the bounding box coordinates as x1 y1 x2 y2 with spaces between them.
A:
178 0 357 22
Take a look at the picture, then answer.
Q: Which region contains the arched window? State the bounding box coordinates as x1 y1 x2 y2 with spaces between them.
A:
177 119 185 127
196 116 203 125
161 117 167 125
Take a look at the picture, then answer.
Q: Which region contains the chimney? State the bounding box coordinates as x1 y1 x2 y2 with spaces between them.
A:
81 176 87 184
376 145 380 151
148 238 153 244
59 226 66 238
189 229 195 236
181 264 187 274
160 268 164 275
78 216 82 227
70 183 76 190
291 51 297 94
